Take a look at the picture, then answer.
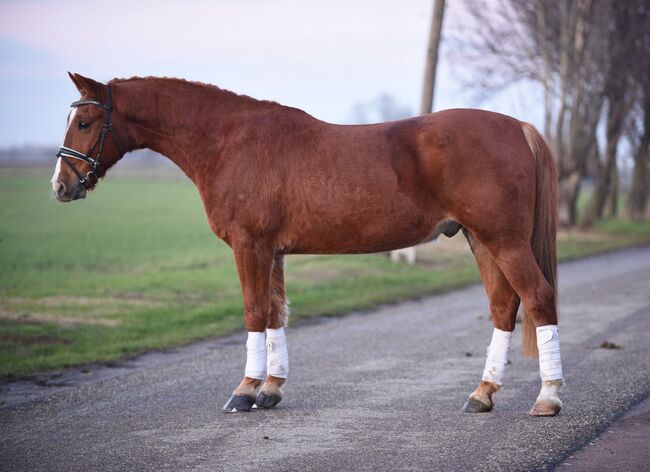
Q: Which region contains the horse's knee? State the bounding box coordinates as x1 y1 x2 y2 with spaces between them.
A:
489 300 518 331
244 307 268 332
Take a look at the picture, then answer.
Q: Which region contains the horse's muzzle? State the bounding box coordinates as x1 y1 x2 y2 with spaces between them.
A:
72 185 87 200
53 180 86 202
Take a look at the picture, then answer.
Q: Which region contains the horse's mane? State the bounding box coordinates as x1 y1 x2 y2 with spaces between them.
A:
108 76 282 109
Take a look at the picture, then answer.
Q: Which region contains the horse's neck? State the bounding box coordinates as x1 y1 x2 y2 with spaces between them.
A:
117 78 275 182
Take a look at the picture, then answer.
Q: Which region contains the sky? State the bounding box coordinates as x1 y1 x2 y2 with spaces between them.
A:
0 0 543 148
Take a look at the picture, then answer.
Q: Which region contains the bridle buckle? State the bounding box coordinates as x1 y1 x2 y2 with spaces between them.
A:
86 171 98 185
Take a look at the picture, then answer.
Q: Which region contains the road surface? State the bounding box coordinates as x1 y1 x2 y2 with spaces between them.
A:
2 247 650 471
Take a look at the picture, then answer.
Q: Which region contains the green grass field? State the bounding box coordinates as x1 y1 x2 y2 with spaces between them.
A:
1 169 649 378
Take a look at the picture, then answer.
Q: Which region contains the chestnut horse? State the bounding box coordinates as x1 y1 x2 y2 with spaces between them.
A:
53 73 564 416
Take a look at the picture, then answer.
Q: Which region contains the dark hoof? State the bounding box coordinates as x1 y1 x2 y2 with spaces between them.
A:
222 394 256 413
462 396 493 413
256 391 282 409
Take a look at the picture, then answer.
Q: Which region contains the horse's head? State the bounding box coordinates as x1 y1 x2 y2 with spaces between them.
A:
52 73 126 202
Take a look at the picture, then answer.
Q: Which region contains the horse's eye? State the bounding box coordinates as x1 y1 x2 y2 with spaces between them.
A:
78 121 90 130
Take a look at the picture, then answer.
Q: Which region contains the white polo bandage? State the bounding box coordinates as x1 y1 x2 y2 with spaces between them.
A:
266 328 289 379
244 331 266 380
537 325 563 381
481 328 513 386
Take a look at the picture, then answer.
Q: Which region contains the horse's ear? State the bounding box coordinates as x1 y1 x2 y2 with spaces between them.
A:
68 72 104 98
68 71 81 89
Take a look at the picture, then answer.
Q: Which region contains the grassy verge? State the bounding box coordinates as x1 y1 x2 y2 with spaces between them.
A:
1 170 649 378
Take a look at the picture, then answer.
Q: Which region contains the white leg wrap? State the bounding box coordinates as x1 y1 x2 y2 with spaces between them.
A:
481 328 513 386
244 331 266 380
266 328 289 379
536 325 563 381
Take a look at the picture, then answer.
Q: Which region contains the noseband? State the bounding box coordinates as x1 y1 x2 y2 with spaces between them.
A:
56 84 125 189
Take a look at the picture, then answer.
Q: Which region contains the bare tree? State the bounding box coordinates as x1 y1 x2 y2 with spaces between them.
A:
457 0 608 226
627 2 650 220
628 97 650 220
583 1 646 225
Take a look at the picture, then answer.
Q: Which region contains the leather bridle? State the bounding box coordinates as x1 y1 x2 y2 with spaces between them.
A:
56 84 125 190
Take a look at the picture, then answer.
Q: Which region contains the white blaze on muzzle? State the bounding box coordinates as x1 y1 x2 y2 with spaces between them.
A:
266 327 289 379
51 157 62 186
244 332 266 380
52 107 76 188
481 328 513 386
537 325 563 381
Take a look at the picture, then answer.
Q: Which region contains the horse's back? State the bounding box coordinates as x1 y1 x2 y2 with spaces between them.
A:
244 107 538 253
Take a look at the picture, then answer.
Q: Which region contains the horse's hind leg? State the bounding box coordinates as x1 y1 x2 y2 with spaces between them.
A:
489 245 563 416
256 254 290 409
462 230 520 413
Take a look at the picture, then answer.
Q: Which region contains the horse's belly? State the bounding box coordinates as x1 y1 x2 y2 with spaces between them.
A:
281 198 443 255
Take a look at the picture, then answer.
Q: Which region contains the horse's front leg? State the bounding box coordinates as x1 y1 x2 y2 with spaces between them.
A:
256 254 289 409
222 237 276 413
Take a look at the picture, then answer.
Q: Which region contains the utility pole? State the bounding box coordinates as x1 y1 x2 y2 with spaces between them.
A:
420 0 446 114
392 0 446 265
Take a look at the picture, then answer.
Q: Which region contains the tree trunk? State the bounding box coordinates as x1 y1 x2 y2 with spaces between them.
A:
628 137 649 220
558 172 582 226
585 1 644 225
584 137 618 225
627 94 650 220
536 3 553 142
553 0 598 227
605 164 619 218
583 68 632 226
419 0 446 115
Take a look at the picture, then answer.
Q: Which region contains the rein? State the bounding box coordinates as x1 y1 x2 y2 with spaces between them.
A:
56 84 125 189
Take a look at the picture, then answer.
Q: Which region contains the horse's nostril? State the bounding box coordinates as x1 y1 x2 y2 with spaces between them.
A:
55 181 66 197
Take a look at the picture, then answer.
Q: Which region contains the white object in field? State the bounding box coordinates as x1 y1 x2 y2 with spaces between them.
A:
536 325 563 381
266 327 289 379
244 331 266 380
390 246 417 264
481 328 513 385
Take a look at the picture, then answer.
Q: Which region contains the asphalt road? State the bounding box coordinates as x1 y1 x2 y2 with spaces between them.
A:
2 247 650 471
